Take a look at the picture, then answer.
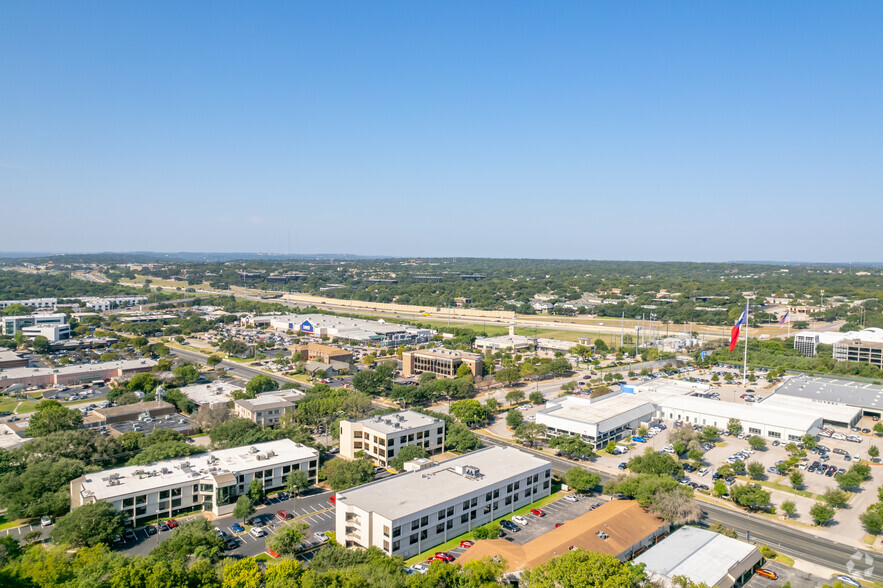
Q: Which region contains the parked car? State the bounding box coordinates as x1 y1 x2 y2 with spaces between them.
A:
167 519 178 529
755 568 778 580
460 540 474 548
158 521 170 532
231 523 245 533
224 537 239 550
500 520 520 532
530 508 545 517
314 532 330 544
40 516 53 527
124 529 137 541
564 494 579 502
250 526 266 538
276 510 293 520
512 515 528 526
618 462 628 470
410 563 429 574
146 525 157 536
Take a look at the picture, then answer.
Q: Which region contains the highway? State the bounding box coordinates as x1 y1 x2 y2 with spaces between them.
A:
478 434 882 582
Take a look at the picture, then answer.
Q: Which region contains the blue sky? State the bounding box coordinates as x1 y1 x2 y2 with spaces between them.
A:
2 2 881 261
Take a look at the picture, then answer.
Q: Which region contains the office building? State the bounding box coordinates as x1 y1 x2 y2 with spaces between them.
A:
1 313 67 337
793 328 883 358
0 298 57 310
82 296 149 311
401 348 483 379
293 343 354 364
20 323 71 341
179 381 244 406
233 393 300 427
339 410 445 466
334 446 551 558
834 336 883 369
70 439 319 525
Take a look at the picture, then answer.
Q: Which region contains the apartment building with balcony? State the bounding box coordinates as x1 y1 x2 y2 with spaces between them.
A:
338 410 445 467
334 446 552 559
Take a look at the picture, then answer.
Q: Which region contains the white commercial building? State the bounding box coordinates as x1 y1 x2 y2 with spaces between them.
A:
233 392 304 427
793 328 883 358
0 358 156 392
1 313 67 337
538 394 656 449
635 526 762 588
71 439 319 526
335 446 552 558
20 323 71 341
0 298 57 310
242 313 434 347
339 410 445 467
82 296 149 311
179 381 244 406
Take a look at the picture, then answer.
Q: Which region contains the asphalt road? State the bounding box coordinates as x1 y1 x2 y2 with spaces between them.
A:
168 346 308 388
478 434 883 583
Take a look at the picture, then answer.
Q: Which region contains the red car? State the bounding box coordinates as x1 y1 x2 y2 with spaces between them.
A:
329 496 336 504
432 552 454 562
276 510 293 520
530 508 545 517
268 548 280 559
460 540 474 548
555 523 564 528
166 519 178 529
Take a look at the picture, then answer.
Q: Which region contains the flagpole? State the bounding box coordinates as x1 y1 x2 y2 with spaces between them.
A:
742 300 749 386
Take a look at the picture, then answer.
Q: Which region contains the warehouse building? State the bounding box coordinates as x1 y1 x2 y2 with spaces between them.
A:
401 348 483 379
537 394 656 449
338 410 445 466
776 375 883 419
0 349 29 369
71 440 319 525
243 314 434 347
334 446 552 558
635 526 762 588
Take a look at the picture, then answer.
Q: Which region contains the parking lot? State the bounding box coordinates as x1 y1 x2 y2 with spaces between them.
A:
108 489 338 560
742 561 828 587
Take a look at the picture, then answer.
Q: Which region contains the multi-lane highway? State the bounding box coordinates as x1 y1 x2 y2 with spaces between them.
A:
478 434 882 582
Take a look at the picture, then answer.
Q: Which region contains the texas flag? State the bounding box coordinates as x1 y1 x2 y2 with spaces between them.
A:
779 311 790 327
729 302 749 352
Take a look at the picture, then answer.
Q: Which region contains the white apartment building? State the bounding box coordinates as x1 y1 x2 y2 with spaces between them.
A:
0 298 57 310
339 410 445 467
334 446 552 558
71 440 319 527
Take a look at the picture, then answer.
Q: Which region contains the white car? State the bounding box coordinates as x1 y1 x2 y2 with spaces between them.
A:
410 563 429 574
564 494 579 502
40 516 53 527
697 468 708 477
250 526 266 538
512 515 528 526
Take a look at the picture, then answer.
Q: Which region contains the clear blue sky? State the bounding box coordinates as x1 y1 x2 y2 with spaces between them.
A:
3 2 881 261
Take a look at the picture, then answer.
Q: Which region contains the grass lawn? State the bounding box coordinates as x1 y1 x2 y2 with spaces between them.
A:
0 398 38 413
404 490 566 565
252 553 272 562
864 534 877 545
745 477 815 499
768 551 795 566
0 515 24 531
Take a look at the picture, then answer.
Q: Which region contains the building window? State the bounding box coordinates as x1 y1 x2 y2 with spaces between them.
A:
483 505 491 514
172 498 181 508
383 526 390 538
393 526 401 538
171 487 182 497
463 500 470 510
446 506 454 517
420 516 428 527
470 510 477 520
749 427 761 435
493 489 500 499
505 496 512 505
545 470 551 478
420 530 428 540
158 501 169 510
485 492 492 502
769 431 781 438
533 474 539 483
436 523 444 534
493 501 499 510
513 493 519 501
438 509 446 519
410 534 418 545
446 520 453 530
470 497 477 507
543 481 549 489
123 497 134 507
514 481 520 490
507 484 513 493
135 495 147 505
283 465 291 474
159 490 170 499
461 514 468 523
392 540 400 551
411 520 419 531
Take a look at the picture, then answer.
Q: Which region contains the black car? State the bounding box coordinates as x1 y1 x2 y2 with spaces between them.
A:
0 411 11 417
124 529 137 541
146 525 157 535
224 537 239 550
826 467 836 477
500 520 520 532
618 462 628 470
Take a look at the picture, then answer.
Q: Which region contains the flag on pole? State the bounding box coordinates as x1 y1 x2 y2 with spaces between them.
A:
729 302 749 352
779 311 790 327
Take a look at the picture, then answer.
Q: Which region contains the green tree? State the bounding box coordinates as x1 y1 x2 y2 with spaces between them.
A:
321 458 375 491
521 548 646 588
869 445 880 458
127 372 158 393
172 364 200 385
810 502 835 525
529 391 545 405
790 471 804 489
471 522 502 539
748 436 767 450
51 501 124 547
26 399 83 436
726 418 742 436
233 496 254 520
32 336 52 354
606 440 617 453
506 409 523 429
699 426 720 442
494 367 520 386
222 558 262 588
455 363 473 379
388 444 429 470
875 422 883 436
781 500 797 517
449 399 491 427
822 488 849 508
713 480 727 497
246 375 278 396
152 518 225 562
514 422 547 447
801 434 818 450
565 467 601 493
505 389 525 405
207 354 223 367
248 478 265 502
747 462 765 480
266 523 308 555
730 484 771 510
627 449 682 477
285 470 311 496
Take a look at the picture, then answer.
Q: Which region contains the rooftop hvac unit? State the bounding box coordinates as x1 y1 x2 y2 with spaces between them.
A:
266 451 276 457
454 465 480 478
250 446 260 454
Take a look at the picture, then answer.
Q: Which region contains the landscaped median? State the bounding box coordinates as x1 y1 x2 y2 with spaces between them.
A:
404 489 566 566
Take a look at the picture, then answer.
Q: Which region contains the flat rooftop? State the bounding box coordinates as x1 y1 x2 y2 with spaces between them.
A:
635 526 758 587
776 375 883 412
658 395 821 430
406 348 481 360
337 446 549 520
760 392 861 424
0 358 157 380
179 381 244 405
540 394 655 425
352 410 441 434
78 439 318 501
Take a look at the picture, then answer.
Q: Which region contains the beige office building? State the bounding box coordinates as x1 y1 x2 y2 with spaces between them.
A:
233 391 303 427
401 348 482 379
339 410 445 467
